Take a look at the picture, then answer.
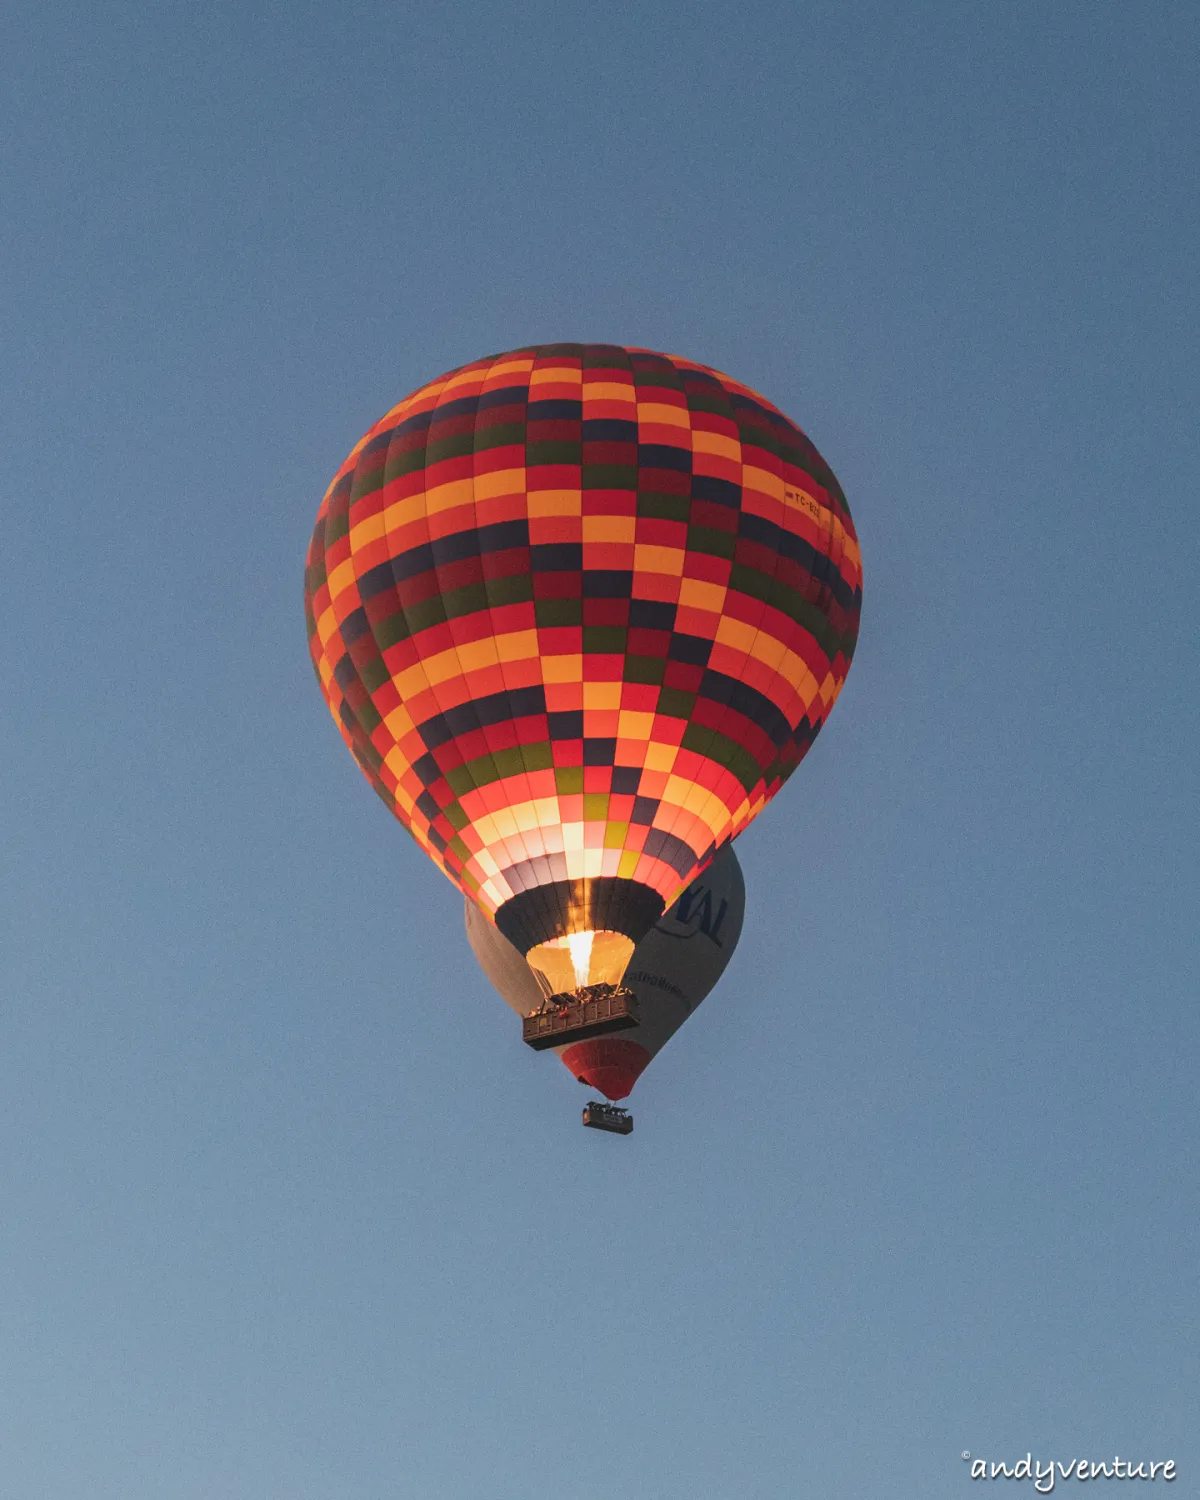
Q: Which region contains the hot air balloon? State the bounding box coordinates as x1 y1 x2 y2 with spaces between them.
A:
466 842 745 1110
304 344 861 1122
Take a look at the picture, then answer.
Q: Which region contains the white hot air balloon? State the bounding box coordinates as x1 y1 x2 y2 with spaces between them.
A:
465 844 745 1103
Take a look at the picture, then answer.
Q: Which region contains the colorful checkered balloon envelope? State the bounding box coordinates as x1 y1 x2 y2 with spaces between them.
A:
304 344 861 995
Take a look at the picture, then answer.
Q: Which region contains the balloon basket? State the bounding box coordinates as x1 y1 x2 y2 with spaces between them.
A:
582 1101 634 1135
521 985 640 1050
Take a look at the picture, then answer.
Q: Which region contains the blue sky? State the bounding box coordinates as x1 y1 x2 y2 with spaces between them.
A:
2 2 1197 1496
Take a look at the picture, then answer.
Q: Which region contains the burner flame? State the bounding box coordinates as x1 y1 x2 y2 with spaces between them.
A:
566 930 595 989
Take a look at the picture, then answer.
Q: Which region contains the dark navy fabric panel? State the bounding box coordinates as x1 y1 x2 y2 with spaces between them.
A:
430 519 530 565
547 710 584 738
476 384 529 411
417 686 549 750
527 399 583 420
610 766 642 794
425 393 481 421
699 669 793 750
338 606 372 646
690 474 741 507
628 598 677 631
531 542 583 571
638 443 692 472
382 409 434 443
582 570 633 598
641 827 700 878
737 510 857 611
582 418 638 442
667 632 713 667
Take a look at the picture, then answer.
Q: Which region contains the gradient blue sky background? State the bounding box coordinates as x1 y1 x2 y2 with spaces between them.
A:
2 3 1197 1497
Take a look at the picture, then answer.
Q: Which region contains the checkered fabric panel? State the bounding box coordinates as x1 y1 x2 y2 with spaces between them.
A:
305 344 862 951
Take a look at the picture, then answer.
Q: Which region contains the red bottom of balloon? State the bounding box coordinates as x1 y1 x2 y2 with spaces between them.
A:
561 1038 651 1101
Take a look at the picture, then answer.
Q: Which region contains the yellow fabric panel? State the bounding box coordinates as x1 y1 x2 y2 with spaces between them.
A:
383 704 416 741
617 709 655 740
419 645 467 688
677 577 727 614
636 401 690 427
527 489 582 516
642 741 678 773
381 492 428 535
582 514 636 544
490 807 519 841
456 636 502 674
741 461 785 498
582 681 622 709
441 366 489 394
582 381 636 402
481 358 536 383
473 467 526 500
747 629 788 672
512 801 543 834
347 509 387 550
425 477 476 515
691 430 741 462
714 614 758 654
316 605 341 649
326 557 358 605
633 544 686 576
543 654 583 682
495 629 540 662
529 365 582 387
394 659 436 699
